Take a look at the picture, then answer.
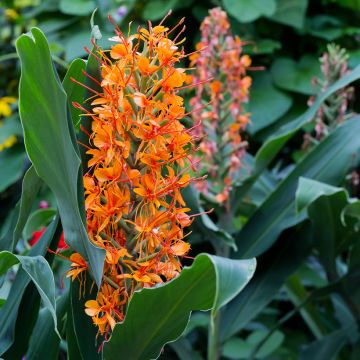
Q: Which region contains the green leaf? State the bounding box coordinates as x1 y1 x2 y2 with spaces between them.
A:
269 0 308 29
16 27 105 286
300 325 355 360
221 223 312 340
256 64 360 172
285 274 327 339
223 330 284 359
295 177 341 212
236 117 360 258
62 58 86 129
223 0 277 23
0 143 26 192
67 274 100 360
0 251 59 336
59 0 96 15
22 208 57 240
12 166 43 251
271 55 321 95
247 39 282 55
248 72 293 134
26 287 69 360
0 117 23 143
103 254 256 360
183 186 236 250
142 0 177 21
295 178 358 271
0 217 58 355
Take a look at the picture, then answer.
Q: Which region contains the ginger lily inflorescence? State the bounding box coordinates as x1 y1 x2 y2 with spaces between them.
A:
190 7 252 206
67 14 199 336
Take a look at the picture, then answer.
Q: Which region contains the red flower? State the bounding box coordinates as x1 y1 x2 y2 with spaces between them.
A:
29 227 68 250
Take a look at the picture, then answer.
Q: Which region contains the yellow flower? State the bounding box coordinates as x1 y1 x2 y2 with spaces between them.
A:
0 97 17 118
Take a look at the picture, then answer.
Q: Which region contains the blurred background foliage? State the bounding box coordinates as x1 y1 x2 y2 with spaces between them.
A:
2 0 360 359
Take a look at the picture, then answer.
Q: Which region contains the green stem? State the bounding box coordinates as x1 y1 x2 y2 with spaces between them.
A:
207 242 230 360
208 310 221 360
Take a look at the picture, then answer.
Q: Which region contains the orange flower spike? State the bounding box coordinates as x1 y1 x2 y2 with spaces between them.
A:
74 14 199 337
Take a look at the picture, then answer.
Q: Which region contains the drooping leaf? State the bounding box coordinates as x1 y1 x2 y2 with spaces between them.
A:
295 177 342 212
16 27 105 286
223 0 277 23
236 117 360 258
103 254 256 360
256 65 360 172
0 217 58 355
0 252 59 335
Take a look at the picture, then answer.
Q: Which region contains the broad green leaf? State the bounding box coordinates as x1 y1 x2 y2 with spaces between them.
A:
223 0 277 23
0 144 26 192
0 217 58 355
269 0 308 29
248 72 293 134
271 55 321 95
221 223 312 340
296 178 358 270
0 251 59 336
142 0 177 21
255 64 360 175
300 325 356 360
16 27 105 286
62 58 86 129
103 254 256 360
236 117 360 258
26 286 69 360
12 166 43 251
295 177 341 212
59 0 95 15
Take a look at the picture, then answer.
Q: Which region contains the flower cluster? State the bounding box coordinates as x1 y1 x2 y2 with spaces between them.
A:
189 7 252 205
305 43 353 146
68 16 197 336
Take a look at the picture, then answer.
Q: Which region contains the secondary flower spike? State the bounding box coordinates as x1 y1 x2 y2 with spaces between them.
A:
190 7 252 206
68 14 198 336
